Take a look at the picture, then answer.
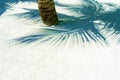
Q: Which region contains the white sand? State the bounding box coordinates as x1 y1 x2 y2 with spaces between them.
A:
0 0 120 80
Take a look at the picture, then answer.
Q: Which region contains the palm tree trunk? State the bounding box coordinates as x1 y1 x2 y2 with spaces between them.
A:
38 0 58 26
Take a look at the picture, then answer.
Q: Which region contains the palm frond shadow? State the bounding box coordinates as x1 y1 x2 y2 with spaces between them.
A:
13 8 41 22
1 0 120 45
0 0 36 16
96 3 120 43
14 2 107 46
0 0 9 15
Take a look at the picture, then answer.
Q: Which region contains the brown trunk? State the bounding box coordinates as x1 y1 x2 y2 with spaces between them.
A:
38 0 58 26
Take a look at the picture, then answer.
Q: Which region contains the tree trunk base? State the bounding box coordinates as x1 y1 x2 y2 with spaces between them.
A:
38 0 58 26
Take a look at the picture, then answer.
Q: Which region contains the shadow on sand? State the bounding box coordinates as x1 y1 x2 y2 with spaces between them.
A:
1 0 120 45
0 0 36 15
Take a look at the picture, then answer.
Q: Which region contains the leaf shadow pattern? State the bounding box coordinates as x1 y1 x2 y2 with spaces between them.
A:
0 0 36 16
96 3 120 44
13 8 41 22
14 1 107 46
1 0 120 46
15 15 106 45
0 0 9 15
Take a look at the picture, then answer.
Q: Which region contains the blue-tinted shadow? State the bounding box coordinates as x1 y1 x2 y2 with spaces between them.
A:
0 0 36 16
97 8 120 34
1 0 119 45
13 8 40 22
0 0 9 15
14 1 107 45
15 14 106 44
95 3 120 43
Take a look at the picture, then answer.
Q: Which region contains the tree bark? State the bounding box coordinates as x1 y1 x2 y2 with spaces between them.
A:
38 0 58 26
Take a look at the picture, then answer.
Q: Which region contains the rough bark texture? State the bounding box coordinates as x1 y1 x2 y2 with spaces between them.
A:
38 0 58 26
